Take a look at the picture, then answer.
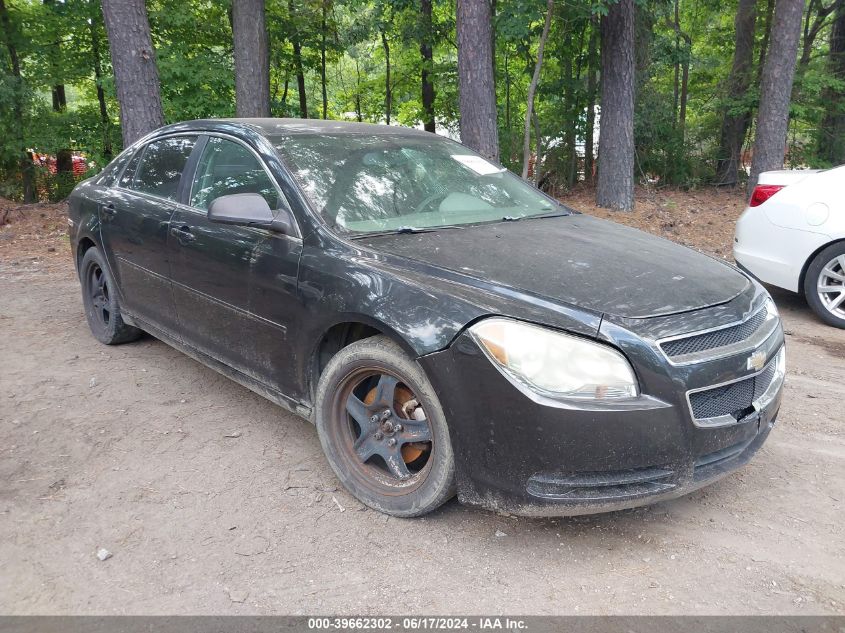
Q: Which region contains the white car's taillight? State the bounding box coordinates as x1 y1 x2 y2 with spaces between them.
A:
749 184 785 207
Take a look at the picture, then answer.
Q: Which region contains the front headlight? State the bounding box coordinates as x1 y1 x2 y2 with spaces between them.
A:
765 296 779 317
469 318 639 400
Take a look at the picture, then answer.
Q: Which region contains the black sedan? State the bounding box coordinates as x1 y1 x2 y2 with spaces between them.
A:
68 119 785 517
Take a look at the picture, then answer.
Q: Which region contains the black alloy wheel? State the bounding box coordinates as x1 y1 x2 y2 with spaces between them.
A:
79 246 141 345
315 336 455 516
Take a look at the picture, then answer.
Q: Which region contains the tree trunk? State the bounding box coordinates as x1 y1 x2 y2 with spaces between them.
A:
0 0 35 202
381 28 391 124
584 17 598 184
43 0 66 112
565 23 583 187
521 0 553 180
55 149 71 172
504 50 511 131
56 148 74 198
748 0 803 192
456 0 499 161
715 0 756 185
420 0 436 133
676 22 690 136
355 58 363 122
51 85 66 112
673 0 680 122
289 1 307 119
596 0 636 210
818 1 845 163
293 41 307 118
101 0 164 145
757 0 775 84
232 0 270 117
320 0 329 119
532 111 543 186
679 48 689 131
89 8 112 159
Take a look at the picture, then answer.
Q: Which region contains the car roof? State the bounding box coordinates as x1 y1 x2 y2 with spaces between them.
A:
152 118 434 142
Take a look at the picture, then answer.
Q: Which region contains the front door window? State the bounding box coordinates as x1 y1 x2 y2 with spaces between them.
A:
190 137 280 211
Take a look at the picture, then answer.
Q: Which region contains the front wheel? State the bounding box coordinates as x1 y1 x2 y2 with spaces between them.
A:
79 246 142 345
804 242 845 329
315 335 455 517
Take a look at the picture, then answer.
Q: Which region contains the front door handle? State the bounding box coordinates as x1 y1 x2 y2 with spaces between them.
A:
170 225 196 244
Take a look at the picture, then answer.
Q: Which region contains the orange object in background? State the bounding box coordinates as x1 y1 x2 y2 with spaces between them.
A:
32 152 91 177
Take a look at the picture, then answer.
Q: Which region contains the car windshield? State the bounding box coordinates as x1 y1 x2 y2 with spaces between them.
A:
272 133 566 234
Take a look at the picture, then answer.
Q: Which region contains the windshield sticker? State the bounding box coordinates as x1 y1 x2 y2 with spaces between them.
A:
451 154 505 175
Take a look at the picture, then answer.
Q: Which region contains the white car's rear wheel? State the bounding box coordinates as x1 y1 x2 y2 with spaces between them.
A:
804 243 845 329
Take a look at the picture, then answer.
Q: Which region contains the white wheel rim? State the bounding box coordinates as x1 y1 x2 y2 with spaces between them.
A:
817 254 845 318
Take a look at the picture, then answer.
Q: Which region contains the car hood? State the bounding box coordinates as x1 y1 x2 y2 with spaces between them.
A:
357 214 750 319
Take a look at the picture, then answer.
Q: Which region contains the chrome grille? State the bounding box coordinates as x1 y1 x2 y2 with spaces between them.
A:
689 376 755 419
753 362 777 401
688 357 778 421
661 305 768 359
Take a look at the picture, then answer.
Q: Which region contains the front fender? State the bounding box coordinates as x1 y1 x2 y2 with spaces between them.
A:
296 237 602 359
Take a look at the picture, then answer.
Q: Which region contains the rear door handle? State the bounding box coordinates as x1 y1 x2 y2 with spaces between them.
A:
170 225 196 243
100 203 116 218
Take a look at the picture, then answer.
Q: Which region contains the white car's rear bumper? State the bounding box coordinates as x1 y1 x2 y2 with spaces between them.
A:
734 204 831 293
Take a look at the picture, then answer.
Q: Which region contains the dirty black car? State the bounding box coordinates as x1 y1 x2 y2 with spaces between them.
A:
68 119 786 517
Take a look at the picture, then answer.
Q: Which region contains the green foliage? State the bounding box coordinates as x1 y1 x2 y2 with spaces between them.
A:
149 0 235 121
1 0 844 200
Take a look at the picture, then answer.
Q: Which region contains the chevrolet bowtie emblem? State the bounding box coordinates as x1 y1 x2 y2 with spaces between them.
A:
747 350 767 372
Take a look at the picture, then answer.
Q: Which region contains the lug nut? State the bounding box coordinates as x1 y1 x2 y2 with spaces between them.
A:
370 415 379 424
394 423 403 432
387 438 397 447
374 431 384 440
382 409 392 419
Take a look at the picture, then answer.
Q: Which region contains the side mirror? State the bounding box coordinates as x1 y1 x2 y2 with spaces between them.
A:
207 193 294 235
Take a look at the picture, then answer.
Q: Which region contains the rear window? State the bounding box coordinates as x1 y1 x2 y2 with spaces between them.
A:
118 151 143 188
96 150 133 187
128 136 196 201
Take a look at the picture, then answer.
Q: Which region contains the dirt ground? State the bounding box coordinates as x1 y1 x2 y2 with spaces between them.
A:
1 191 843 615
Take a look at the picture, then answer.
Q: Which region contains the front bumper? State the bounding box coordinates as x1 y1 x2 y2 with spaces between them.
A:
420 330 783 517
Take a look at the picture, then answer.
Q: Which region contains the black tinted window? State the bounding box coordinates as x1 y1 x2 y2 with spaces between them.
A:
130 137 196 200
190 137 279 210
118 151 142 188
97 150 132 187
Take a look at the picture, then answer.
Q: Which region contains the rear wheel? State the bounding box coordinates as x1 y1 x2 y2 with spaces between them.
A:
804 243 845 329
315 336 455 517
79 246 142 344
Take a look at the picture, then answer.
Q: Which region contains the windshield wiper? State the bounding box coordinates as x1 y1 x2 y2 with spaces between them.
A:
497 209 568 223
524 209 572 219
349 225 465 239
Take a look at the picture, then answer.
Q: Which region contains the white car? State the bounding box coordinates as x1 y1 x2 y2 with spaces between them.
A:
735 167 845 328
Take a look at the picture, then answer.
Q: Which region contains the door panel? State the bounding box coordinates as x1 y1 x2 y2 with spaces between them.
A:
101 189 180 335
169 135 304 396
168 211 303 388
245 234 303 393
98 136 198 337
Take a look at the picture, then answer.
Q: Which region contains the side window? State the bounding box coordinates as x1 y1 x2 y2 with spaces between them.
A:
97 150 132 187
129 136 196 200
118 150 143 188
190 137 280 211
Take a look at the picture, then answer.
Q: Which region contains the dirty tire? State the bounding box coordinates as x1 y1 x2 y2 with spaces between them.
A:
803 242 845 329
79 246 142 345
315 335 455 517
